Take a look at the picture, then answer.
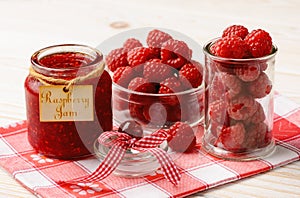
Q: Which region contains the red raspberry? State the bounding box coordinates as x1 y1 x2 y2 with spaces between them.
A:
159 77 183 105
222 25 249 39
143 61 174 83
146 29 173 48
234 64 260 82
209 74 227 101
228 95 258 120
244 122 269 149
220 73 243 96
209 100 229 125
165 104 181 123
127 47 154 67
179 61 203 88
218 122 246 151
161 39 192 69
129 103 148 124
167 122 196 153
244 29 272 58
247 72 272 98
123 38 143 50
106 48 128 72
113 66 134 87
128 77 155 92
128 77 157 106
244 102 266 125
213 36 247 59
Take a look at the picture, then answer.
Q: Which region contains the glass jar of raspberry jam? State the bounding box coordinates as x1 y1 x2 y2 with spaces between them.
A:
25 44 112 159
202 39 277 160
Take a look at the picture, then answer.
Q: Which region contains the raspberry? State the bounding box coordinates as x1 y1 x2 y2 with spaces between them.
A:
161 39 192 69
179 61 203 88
213 36 247 59
127 47 154 67
218 122 246 151
244 122 268 149
118 120 144 139
165 104 181 123
167 122 196 153
123 38 143 50
128 77 158 105
113 66 134 87
228 95 258 120
222 25 249 39
143 61 174 83
106 48 128 72
234 64 260 82
146 29 173 48
220 73 243 96
129 103 148 124
247 72 272 98
244 102 266 125
128 76 157 95
159 77 183 105
244 29 272 58
209 75 227 101
209 100 229 125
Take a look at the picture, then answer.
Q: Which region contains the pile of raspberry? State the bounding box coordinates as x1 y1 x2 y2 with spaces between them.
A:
208 25 273 152
106 29 203 125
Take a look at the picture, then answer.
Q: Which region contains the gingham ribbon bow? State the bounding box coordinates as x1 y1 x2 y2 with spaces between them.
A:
74 130 181 185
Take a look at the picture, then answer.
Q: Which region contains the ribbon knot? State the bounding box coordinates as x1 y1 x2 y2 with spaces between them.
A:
66 130 181 185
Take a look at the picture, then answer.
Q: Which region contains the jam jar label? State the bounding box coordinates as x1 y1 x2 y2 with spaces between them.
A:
39 85 94 122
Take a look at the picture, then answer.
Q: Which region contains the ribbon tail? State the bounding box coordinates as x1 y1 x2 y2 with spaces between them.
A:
62 143 127 184
148 148 181 185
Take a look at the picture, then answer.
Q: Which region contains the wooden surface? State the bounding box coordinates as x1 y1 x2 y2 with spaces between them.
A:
0 0 299 197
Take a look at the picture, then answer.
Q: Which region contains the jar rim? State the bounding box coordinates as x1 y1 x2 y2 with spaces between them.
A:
203 38 278 63
31 44 103 73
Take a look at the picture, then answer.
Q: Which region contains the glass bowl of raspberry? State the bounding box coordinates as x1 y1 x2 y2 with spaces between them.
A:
202 25 277 160
98 28 205 135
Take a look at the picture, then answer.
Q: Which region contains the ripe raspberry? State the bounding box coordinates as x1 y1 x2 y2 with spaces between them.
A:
143 61 174 83
209 74 227 101
244 29 272 58
247 72 272 98
159 77 183 105
127 47 154 67
234 64 260 82
244 102 266 125
222 25 249 39
220 73 243 96
167 122 196 153
218 122 246 151
146 29 173 48
128 77 157 106
244 122 268 149
179 61 203 88
123 38 143 50
213 36 247 59
118 120 144 139
161 39 192 69
128 77 155 92
113 66 134 87
106 48 128 72
228 95 258 120
129 103 148 124
209 100 229 125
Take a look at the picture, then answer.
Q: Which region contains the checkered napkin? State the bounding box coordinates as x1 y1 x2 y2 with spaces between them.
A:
0 94 300 198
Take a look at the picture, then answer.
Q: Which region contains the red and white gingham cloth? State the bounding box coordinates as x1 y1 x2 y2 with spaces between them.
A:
0 94 300 198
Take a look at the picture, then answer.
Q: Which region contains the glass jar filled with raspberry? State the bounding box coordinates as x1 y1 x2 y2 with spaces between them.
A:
202 25 277 160
25 44 112 159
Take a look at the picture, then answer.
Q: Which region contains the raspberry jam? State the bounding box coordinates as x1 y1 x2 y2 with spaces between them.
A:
25 44 112 159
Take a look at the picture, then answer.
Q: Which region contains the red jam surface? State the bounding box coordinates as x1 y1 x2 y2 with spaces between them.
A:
25 51 112 159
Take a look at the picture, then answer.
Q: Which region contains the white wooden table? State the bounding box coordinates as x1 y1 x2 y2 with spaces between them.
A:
0 0 299 197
